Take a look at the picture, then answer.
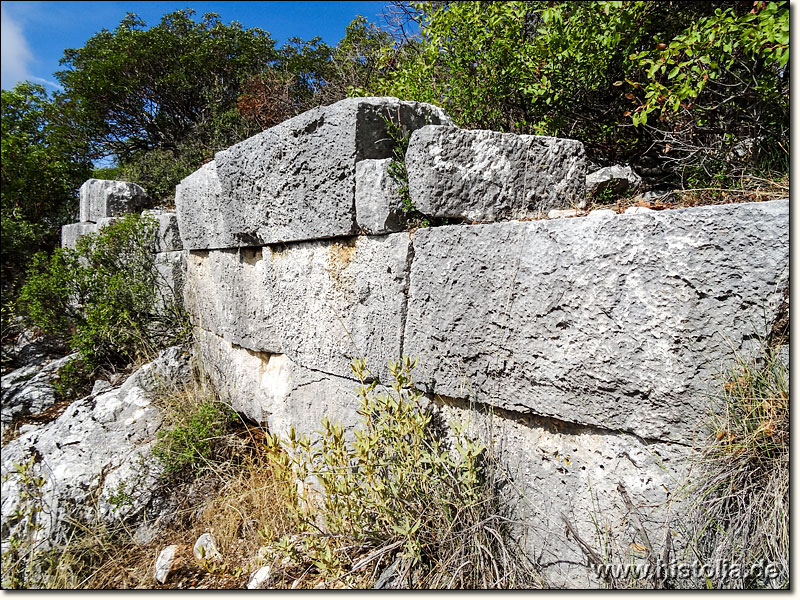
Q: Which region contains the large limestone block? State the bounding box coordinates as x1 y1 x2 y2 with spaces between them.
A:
406 126 586 222
184 249 282 352
193 327 360 436
435 400 689 588
61 222 97 249
263 233 411 383
177 97 451 250
79 179 148 223
404 200 789 444
143 209 182 252
174 161 235 250
355 158 406 234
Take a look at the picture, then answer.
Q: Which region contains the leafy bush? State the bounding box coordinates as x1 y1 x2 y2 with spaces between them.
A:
373 1 788 184
19 213 189 371
1 83 92 291
263 356 538 588
153 400 236 476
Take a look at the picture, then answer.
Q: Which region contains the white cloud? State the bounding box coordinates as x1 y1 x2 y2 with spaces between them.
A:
1 4 33 89
1 4 58 90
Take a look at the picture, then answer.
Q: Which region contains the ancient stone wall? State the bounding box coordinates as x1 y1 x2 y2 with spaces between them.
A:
63 97 789 586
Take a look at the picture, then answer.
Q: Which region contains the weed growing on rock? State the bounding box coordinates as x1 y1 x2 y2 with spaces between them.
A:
682 344 788 589
262 356 539 589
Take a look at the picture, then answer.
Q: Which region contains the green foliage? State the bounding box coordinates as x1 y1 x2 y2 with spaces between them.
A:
264 356 536 588
57 10 276 162
52 358 92 402
373 1 788 181
153 400 236 476
19 214 189 371
1 83 92 290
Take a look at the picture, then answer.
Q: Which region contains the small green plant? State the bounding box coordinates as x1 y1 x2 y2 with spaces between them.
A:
264 356 538 588
383 117 431 228
52 358 92 402
1 456 46 588
153 400 236 476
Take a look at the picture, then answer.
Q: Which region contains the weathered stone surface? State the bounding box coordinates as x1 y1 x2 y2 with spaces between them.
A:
404 200 789 444
586 164 643 198
355 158 406 234
143 209 182 252
406 126 586 221
193 327 360 437
247 565 273 589
184 249 281 353
175 161 233 250
177 97 450 250
1 348 191 558
193 532 222 562
154 250 187 310
79 179 148 223
1 353 78 425
434 399 689 588
154 545 178 584
263 233 411 382
61 222 97 249
61 218 123 249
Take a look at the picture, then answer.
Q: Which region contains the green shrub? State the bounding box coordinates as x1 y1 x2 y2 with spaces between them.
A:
19 213 189 371
263 356 538 588
153 400 236 476
52 358 92 402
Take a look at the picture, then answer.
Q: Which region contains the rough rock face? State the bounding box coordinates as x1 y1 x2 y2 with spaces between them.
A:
184 249 282 352
406 126 586 221
154 250 187 310
193 327 360 437
61 222 98 250
1 353 78 426
263 233 411 383
435 399 690 588
585 164 643 198
1 347 191 558
404 199 789 444
79 179 148 223
186 234 411 384
355 158 406 234
176 97 451 250
143 209 183 253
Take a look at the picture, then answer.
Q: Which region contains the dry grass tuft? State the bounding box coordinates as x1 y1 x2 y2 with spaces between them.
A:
682 343 789 588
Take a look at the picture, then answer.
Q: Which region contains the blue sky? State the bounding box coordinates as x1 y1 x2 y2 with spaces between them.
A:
1 1 391 90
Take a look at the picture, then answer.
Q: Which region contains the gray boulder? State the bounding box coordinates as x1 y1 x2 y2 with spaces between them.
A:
79 179 148 223
586 165 643 199
154 250 187 311
176 97 451 250
355 158 406 234
403 199 789 444
184 248 283 353
406 126 586 221
1 353 78 426
61 222 97 249
435 399 690 588
1 347 191 562
263 233 411 383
